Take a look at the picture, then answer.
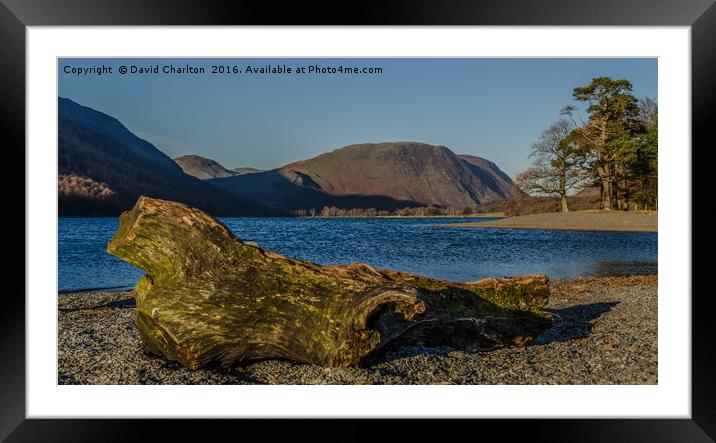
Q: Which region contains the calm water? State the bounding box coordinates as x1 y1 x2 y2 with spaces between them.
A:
58 217 657 292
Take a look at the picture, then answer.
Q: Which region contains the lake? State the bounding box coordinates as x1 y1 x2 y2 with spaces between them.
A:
58 217 658 292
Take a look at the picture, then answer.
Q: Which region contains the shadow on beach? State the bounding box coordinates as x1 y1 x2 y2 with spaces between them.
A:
374 301 619 363
531 301 619 346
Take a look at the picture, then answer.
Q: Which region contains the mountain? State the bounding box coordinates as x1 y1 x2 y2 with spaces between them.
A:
174 155 237 179
210 142 519 211
58 97 271 216
232 167 263 175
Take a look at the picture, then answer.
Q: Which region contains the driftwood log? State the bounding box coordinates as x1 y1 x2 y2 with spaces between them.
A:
107 196 552 369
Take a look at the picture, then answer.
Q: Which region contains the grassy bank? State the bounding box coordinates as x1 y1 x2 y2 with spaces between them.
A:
439 211 657 232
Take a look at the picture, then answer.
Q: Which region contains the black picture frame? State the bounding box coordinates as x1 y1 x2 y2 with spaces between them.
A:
3 0 714 441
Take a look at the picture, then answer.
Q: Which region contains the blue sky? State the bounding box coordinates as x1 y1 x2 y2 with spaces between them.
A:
59 58 657 179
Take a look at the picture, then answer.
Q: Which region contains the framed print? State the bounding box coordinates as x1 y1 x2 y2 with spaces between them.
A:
4 0 715 440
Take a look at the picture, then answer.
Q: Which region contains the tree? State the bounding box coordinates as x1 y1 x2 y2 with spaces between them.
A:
623 99 658 209
562 77 641 210
516 119 589 212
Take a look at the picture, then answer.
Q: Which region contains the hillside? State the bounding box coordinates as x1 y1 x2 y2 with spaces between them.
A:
58 97 270 216
174 155 237 179
458 154 523 199
210 142 520 211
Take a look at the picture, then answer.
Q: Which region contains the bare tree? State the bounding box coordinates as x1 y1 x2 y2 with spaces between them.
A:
638 97 658 126
516 119 589 212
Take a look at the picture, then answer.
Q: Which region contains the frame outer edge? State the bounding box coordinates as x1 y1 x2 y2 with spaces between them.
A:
691 1 716 441
0 0 714 25
0 0 26 442
3 0 714 440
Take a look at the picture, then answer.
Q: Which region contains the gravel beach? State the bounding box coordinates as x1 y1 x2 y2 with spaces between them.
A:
58 275 657 385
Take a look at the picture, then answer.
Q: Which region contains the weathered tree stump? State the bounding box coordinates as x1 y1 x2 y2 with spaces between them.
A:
107 196 552 369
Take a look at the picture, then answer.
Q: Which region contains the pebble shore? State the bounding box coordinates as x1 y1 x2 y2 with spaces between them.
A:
58 275 657 385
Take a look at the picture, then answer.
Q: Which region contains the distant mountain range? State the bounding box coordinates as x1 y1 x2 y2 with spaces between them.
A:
174 155 238 179
58 97 521 216
58 98 270 216
232 166 263 175
173 155 264 180
174 155 264 179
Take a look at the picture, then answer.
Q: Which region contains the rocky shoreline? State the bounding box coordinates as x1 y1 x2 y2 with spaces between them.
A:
58 275 657 385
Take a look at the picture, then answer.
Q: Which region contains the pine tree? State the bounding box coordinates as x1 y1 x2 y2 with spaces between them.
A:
562 77 641 210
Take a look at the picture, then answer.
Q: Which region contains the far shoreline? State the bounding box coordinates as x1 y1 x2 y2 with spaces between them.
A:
59 212 508 220
438 211 657 233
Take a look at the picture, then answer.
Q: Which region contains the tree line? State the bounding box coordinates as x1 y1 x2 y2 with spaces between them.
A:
516 76 658 212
